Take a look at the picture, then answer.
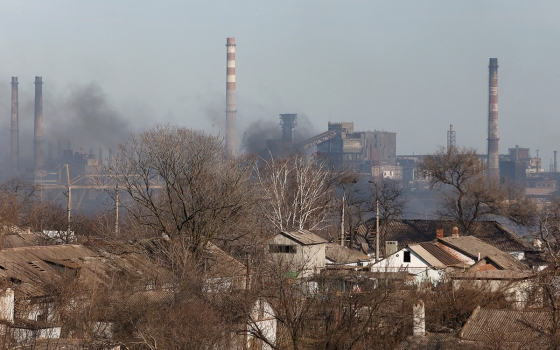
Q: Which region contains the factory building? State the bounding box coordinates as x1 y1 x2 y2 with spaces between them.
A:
316 122 396 173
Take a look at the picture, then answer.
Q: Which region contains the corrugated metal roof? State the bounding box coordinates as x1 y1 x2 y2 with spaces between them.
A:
356 219 535 253
280 230 328 245
415 242 462 266
460 307 552 347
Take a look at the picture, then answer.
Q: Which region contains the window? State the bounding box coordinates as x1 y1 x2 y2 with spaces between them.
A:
403 251 411 263
269 244 297 254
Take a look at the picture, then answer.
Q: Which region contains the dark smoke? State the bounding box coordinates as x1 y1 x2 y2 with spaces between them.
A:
243 119 279 154
45 82 132 156
242 113 318 155
0 81 136 178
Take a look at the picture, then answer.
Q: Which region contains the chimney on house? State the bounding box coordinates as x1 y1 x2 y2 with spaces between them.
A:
436 229 444 240
0 289 14 323
452 227 459 238
413 300 425 337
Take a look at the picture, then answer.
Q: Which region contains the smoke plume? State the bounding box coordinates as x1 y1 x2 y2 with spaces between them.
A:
243 113 319 155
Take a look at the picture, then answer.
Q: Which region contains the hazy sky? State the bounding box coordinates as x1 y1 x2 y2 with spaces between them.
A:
1 1 559 163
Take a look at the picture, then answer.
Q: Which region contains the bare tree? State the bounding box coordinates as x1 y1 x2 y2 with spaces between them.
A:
100 125 257 259
0 177 38 226
419 146 535 233
255 153 336 233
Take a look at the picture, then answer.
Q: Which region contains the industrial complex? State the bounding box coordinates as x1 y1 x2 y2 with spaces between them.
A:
3 42 560 206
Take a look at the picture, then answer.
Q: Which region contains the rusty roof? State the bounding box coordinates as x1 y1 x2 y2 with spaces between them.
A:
460 307 552 348
356 219 535 253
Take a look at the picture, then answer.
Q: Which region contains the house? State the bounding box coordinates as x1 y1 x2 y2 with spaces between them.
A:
355 219 536 261
436 234 529 271
202 242 249 292
370 241 464 285
437 234 537 307
325 243 372 267
0 243 172 346
458 306 552 349
268 230 327 278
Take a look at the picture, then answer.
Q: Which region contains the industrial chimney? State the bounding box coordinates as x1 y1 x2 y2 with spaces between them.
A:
10 77 19 172
280 114 297 143
487 58 499 180
34 77 44 171
447 124 456 151
226 38 237 155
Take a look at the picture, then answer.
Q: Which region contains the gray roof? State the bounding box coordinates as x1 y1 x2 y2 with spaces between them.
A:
438 236 528 271
460 307 552 348
356 219 535 253
0 244 170 298
280 230 328 245
325 243 371 264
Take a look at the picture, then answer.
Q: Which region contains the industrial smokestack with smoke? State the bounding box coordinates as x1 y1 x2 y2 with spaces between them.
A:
34 76 44 171
226 38 237 155
487 58 499 180
10 77 19 172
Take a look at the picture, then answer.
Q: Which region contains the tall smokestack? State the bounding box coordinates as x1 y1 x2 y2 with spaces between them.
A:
487 58 499 180
226 38 237 155
447 124 456 151
554 151 557 173
280 114 297 143
10 77 19 171
34 76 44 171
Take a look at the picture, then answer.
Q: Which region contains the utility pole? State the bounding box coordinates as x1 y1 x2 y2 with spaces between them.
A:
340 195 345 246
376 199 380 261
115 185 119 236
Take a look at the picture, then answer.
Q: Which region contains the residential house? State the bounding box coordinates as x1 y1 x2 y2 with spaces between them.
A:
268 230 327 278
355 219 537 262
459 306 552 349
370 241 464 285
437 234 536 307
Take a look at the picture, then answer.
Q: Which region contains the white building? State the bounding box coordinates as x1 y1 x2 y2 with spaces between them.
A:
370 242 464 285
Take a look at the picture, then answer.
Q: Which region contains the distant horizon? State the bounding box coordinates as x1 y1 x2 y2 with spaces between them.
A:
1 1 559 167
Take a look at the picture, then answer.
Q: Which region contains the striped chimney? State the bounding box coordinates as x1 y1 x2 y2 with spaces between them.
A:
34 76 44 171
10 77 19 171
487 58 499 180
226 38 237 155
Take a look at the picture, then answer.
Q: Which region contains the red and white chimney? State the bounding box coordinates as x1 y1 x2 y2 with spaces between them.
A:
226 38 237 155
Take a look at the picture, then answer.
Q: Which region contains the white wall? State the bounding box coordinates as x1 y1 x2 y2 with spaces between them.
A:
270 235 325 278
370 248 444 284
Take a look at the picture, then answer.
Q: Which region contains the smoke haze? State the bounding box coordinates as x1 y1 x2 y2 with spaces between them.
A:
0 81 135 177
